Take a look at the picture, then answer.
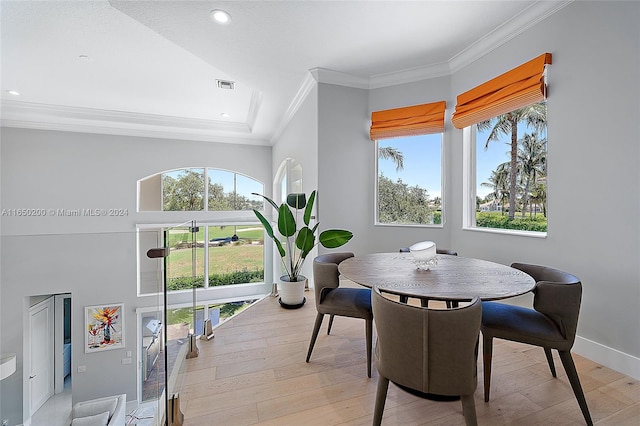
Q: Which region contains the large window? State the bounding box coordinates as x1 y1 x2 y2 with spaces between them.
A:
137 168 266 296
466 102 547 234
455 53 551 236
376 133 443 226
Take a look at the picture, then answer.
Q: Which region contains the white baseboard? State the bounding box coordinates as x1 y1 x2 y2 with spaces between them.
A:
573 335 640 380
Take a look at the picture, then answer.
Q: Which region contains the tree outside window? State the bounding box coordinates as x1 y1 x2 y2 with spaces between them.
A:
474 102 547 232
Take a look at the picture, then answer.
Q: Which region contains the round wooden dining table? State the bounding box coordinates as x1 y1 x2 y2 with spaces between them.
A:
338 252 536 302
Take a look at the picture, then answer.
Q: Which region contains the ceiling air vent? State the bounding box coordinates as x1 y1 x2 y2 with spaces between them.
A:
216 79 235 90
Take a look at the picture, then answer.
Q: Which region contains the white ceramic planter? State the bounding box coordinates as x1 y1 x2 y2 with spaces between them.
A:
278 276 307 307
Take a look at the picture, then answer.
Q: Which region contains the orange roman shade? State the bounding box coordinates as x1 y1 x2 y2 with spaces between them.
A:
370 101 446 140
451 53 552 129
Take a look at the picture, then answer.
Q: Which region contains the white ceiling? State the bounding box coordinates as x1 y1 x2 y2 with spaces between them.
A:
0 1 570 146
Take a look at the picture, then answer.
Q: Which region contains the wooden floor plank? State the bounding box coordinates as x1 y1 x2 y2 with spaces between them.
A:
175 292 639 425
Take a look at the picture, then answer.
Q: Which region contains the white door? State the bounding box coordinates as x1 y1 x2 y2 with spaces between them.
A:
29 297 55 415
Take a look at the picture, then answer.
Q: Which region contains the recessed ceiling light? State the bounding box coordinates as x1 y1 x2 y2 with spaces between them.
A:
78 54 90 61
210 9 231 24
221 113 230 118
6 90 20 96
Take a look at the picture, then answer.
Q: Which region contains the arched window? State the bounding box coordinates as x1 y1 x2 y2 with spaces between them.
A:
138 168 263 212
137 168 267 296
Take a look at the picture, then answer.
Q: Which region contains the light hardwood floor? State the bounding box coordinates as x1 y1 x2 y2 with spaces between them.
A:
176 292 639 425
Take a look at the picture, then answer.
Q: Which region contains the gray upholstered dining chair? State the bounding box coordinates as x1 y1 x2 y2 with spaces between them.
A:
372 286 481 426
306 252 373 377
399 246 459 307
481 262 593 426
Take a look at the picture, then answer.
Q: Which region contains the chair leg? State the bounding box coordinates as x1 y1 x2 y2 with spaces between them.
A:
372 376 389 426
365 318 373 378
399 295 408 304
559 351 593 426
327 314 335 335
446 301 459 308
460 394 478 426
306 313 324 363
482 333 493 402
420 298 429 307
544 347 557 377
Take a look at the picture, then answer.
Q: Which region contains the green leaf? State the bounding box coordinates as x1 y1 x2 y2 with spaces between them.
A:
319 229 353 248
277 203 296 237
296 226 316 257
273 238 286 258
304 190 316 226
252 192 279 211
253 209 274 239
253 208 285 257
286 193 306 209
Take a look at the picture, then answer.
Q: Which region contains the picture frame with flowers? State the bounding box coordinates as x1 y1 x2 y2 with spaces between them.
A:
85 303 125 353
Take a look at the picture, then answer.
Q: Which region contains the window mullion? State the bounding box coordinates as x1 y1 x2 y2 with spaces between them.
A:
462 126 476 228
204 168 209 212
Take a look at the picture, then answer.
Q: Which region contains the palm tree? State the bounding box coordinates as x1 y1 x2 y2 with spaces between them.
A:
477 103 546 220
530 181 547 217
378 146 404 171
517 133 547 217
481 163 510 215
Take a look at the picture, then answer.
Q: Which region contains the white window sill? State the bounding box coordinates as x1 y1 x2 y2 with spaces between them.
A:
462 226 547 238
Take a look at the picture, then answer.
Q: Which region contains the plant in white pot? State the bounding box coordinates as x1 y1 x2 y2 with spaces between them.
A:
253 190 353 308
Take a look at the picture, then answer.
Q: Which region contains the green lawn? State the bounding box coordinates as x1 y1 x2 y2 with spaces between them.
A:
166 225 264 247
167 243 264 278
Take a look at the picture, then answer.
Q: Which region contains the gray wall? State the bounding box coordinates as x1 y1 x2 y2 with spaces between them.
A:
313 1 640 377
317 84 370 256
316 76 454 256
448 0 640 363
0 128 271 424
272 85 319 281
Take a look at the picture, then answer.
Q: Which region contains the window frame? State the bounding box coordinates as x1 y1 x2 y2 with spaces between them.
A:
374 133 445 228
137 220 267 297
462 124 547 238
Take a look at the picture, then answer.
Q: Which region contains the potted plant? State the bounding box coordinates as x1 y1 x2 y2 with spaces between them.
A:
252 190 353 307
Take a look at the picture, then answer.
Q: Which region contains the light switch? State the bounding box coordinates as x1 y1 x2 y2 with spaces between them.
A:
122 358 132 365
77 365 86 373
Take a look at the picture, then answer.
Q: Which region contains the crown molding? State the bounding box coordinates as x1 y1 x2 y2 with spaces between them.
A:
369 61 452 89
449 0 573 73
309 68 370 89
245 90 263 132
0 100 270 145
310 0 573 89
270 72 317 144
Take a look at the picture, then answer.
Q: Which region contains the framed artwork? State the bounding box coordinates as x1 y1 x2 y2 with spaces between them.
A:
85 303 125 353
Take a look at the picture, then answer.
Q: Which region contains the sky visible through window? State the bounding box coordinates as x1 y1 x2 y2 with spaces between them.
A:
378 134 442 199
476 129 510 199
475 123 546 199
378 127 544 201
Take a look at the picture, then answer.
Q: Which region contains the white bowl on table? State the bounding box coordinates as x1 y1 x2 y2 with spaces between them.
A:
409 241 438 270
